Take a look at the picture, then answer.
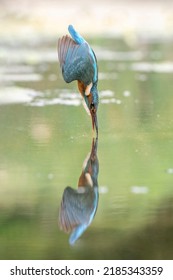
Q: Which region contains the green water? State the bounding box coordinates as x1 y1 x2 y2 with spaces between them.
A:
0 36 173 259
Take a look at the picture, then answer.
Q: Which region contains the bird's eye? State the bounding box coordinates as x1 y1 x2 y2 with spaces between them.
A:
90 102 96 113
90 102 95 109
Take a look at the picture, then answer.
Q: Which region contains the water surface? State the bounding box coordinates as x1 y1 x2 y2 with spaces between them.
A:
0 36 173 259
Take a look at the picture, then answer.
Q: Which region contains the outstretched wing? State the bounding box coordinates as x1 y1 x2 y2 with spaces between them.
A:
59 186 96 233
59 186 98 245
58 35 95 85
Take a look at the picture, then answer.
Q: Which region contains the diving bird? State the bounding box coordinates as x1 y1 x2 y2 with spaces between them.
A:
57 25 99 135
59 138 99 245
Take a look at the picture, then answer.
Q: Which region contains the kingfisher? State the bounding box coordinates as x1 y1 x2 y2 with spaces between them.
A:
57 25 99 135
59 138 99 245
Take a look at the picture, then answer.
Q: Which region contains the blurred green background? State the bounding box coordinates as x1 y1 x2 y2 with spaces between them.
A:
0 0 173 259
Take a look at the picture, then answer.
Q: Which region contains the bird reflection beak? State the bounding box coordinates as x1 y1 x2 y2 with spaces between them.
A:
91 112 98 136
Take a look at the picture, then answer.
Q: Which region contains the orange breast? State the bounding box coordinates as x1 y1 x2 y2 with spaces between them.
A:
77 80 86 97
77 80 92 104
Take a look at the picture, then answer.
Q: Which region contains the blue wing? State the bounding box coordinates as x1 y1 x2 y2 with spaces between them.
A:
58 26 98 85
59 186 98 244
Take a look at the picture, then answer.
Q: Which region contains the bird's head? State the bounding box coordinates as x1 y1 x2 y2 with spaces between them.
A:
84 84 98 135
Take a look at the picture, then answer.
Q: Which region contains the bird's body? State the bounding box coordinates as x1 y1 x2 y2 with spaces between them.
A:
59 138 99 245
58 25 99 135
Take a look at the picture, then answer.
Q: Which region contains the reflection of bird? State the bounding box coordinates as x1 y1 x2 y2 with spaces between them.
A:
59 138 99 245
58 25 99 135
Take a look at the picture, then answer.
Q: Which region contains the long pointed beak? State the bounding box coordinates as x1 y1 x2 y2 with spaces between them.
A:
91 112 98 136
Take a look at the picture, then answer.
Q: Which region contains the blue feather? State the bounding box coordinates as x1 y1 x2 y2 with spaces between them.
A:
89 50 98 83
68 25 85 45
69 224 87 245
68 25 97 83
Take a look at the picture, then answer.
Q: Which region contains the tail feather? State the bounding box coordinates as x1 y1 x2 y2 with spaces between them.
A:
68 25 85 45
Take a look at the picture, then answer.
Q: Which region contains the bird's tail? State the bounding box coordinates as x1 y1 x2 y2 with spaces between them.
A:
68 25 85 45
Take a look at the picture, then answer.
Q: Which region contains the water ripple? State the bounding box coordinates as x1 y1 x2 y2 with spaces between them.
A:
0 86 122 107
0 86 42 105
131 62 173 73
